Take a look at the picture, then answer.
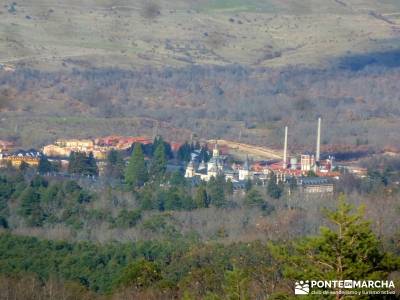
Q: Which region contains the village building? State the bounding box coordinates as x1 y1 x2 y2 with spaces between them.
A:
185 118 341 194
0 149 42 167
43 136 152 160
297 177 334 194
184 143 251 183
0 140 14 152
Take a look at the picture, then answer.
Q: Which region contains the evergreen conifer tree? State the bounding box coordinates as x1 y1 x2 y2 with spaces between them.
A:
272 195 400 299
125 143 148 188
150 143 167 179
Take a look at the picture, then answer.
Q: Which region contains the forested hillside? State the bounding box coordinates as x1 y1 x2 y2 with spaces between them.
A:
1 0 400 151
1 64 400 152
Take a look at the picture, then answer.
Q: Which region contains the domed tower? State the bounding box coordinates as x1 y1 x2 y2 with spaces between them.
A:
212 142 220 157
184 159 195 178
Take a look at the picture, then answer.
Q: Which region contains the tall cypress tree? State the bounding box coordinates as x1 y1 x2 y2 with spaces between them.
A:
267 172 283 199
86 152 98 176
125 143 148 188
194 184 209 208
38 156 53 175
177 142 192 162
150 143 167 179
105 149 125 179
207 175 226 208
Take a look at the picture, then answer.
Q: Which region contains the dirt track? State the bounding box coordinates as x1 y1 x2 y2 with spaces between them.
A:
208 139 282 160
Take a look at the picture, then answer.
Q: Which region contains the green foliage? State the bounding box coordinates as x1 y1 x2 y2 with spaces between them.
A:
164 187 195 211
30 175 48 188
306 170 317 177
199 145 211 163
244 188 264 207
272 195 400 295
113 209 142 228
0 216 8 228
0 175 15 221
105 149 125 179
149 142 167 179
267 173 283 199
18 186 44 226
136 182 196 212
38 156 58 174
207 175 227 208
223 267 250 300
12 175 93 228
68 152 98 176
226 178 234 196
115 259 161 289
194 184 209 208
152 136 173 159
288 176 297 192
125 143 148 188
177 142 194 162
244 179 252 192
19 161 30 172
169 171 186 186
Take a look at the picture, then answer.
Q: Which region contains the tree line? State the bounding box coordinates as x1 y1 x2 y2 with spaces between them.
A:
0 196 398 299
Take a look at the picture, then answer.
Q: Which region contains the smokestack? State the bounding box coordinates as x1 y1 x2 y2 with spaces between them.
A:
283 126 288 169
316 117 321 163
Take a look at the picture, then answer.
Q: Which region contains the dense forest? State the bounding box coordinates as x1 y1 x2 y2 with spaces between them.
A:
1 64 400 151
0 197 399 299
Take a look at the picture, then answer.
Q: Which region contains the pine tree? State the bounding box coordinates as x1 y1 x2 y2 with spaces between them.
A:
267 172 283 199
150 142 167 179
223 267 250 300
177 142 192 162
152 136 173 159
18 187 43 226
271 195 400 299
19 161 30 172
244 179 252 192
86 152 98 176
194 184 209 208
116 259 161 289
244 188 264 207
225 178 234 196
38 156 53 174
68 152 98 176
199 145 211 163
125 143 148 188
105 149 125 179
207 175 226 208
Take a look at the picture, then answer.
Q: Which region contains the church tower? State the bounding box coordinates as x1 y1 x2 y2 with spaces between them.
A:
184 159 195 178
239 155 251 181
212 142 220 157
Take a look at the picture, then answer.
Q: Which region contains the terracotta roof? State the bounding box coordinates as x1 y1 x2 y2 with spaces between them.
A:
170 142 182 152
0 140 14 148
96 136 152 147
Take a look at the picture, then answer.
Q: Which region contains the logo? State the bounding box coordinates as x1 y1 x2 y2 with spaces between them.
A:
295 280 310 295
294 280 396 296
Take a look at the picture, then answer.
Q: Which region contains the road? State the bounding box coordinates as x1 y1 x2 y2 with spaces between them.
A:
208 139 282 160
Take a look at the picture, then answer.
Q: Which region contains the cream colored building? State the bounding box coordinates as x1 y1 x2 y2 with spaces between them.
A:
43 139 106 160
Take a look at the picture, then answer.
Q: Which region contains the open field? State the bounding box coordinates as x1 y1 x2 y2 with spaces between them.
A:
1 1 400 69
